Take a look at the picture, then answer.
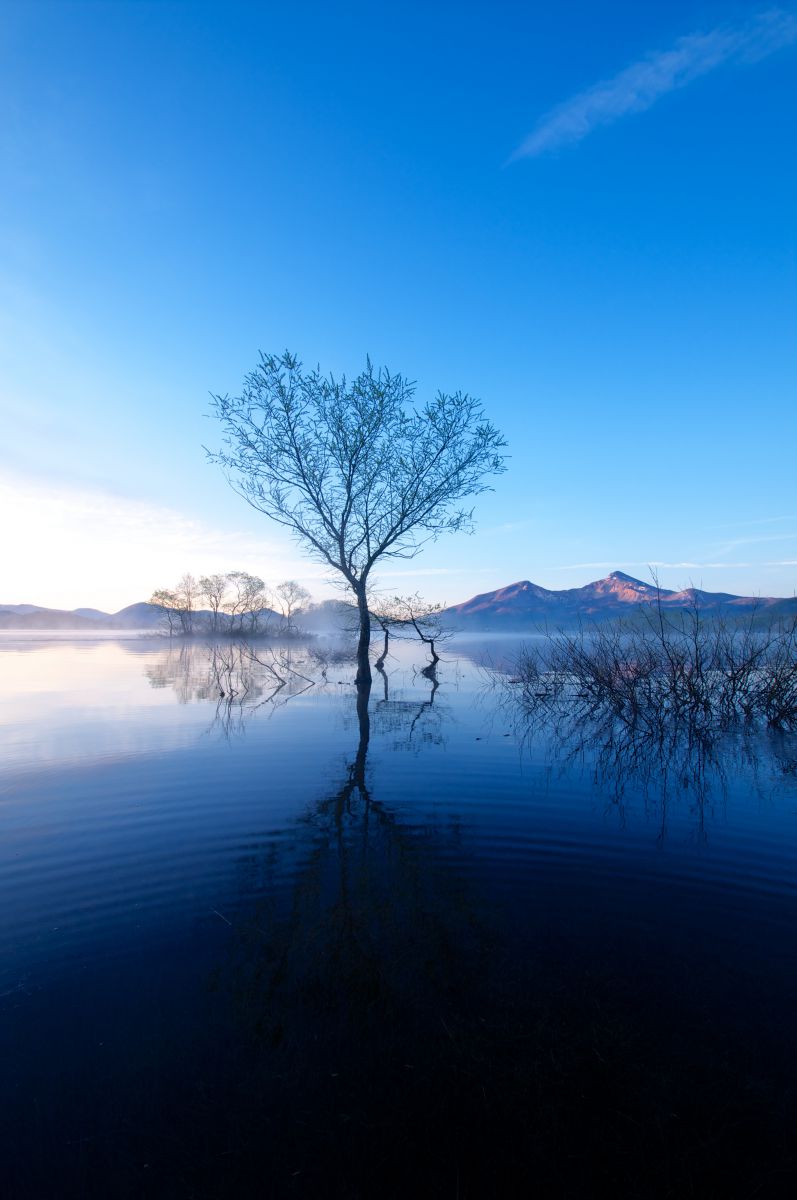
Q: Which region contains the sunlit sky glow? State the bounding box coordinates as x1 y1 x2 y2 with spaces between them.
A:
2 1 796 611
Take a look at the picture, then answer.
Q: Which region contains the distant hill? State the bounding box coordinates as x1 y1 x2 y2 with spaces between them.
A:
72 607 114 621
112 603 165 628
3 572 796 634
0 602 164 631
0 601 286 633
441 571 797 629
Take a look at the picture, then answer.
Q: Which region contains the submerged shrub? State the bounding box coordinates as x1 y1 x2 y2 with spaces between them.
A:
509 602 797 737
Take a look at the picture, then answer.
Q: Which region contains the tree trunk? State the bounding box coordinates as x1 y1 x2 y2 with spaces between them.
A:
375 627 389 671
355 584 372 686
354 678 371 790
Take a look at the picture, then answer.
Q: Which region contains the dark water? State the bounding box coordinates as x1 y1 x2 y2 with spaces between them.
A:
2 635 797 1198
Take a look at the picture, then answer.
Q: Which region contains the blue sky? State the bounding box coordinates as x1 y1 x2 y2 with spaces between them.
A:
1 0 795 609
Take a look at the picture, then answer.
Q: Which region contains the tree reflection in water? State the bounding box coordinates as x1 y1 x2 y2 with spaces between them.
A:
145 641 323 736
144 643 797 1196
204 669 521 1197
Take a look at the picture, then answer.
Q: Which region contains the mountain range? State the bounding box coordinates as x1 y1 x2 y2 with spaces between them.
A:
439 571 797 629
0 601 166 631
2 572 795 632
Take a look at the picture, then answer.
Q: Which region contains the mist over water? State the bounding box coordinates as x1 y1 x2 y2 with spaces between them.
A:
2 635 797 1197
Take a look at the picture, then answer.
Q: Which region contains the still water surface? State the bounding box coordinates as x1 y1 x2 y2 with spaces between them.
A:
1 635 796 1197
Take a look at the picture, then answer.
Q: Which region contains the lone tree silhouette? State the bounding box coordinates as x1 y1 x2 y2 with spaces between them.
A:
207 351 506 684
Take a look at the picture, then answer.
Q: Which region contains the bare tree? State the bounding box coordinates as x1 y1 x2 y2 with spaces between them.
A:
175 572 200 635
224 571 268 636
369 592 449 678
208 352 506 684
199 573 229 633
274 579 311 633
149 587 180 636
150 575 199 635
246 581 274 636
388 593 448 674
369 594 402 673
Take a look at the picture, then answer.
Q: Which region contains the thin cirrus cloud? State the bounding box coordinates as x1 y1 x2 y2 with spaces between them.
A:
548 561 748 572
510 7 797 160
711 514 797 529
711 530 797 555
549 560 797 573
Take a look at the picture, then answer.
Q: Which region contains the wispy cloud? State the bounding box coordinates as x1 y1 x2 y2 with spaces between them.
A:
711 530 797 555
548 561 755 572
510 8 797 160
711 514 797 530
546 559 797 577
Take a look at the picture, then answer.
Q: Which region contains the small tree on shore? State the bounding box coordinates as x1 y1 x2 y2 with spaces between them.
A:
199 573 229 633
176 573 199 635
152 570 271 636
150 587 180 636
274 579 311 633
208 352 506 684
150 574 198 635
225 571 269 636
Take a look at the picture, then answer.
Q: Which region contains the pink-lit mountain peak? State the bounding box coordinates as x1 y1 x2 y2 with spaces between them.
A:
446 579 557 616
448 572 667 618
491 580 555 601
581 571 672 602
442 571 797 628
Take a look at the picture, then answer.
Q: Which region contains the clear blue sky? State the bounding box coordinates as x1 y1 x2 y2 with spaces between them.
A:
2 0 795 609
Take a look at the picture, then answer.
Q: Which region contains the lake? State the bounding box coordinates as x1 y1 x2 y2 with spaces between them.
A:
2 634 796 1198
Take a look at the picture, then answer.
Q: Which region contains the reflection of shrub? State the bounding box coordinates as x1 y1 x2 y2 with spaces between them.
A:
510 604 797 735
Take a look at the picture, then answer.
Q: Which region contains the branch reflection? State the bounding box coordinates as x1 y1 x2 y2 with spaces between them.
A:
506 684 789 842
144 640 326 736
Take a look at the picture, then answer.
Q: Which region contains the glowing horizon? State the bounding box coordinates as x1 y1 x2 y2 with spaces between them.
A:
2 471 795 614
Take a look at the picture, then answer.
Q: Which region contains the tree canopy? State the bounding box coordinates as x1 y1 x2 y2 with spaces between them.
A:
208 351 506 682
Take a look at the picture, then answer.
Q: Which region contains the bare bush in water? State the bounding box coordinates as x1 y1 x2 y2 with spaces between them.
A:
508 600 797 737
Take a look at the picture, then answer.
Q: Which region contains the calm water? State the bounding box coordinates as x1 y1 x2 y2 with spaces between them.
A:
2 635 797 1198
